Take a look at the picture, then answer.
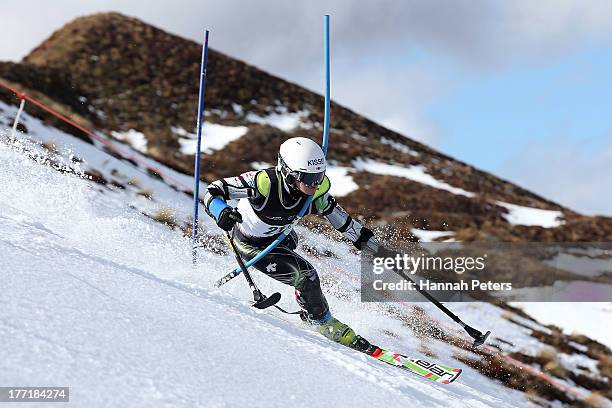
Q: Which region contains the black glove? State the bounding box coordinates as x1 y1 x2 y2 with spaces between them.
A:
354 226 378 252
217 207 242 231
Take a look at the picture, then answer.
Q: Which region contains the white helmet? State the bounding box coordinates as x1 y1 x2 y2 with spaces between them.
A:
277 137 326 187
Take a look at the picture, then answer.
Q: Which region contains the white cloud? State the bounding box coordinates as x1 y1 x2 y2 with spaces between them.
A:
508 1 612 40
492 1 612 66
6 2 612 73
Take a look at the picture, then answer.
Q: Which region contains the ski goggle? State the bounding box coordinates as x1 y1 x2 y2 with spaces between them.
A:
294 171 325 187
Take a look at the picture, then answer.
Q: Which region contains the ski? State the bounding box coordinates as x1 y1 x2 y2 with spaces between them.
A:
369 348 462 384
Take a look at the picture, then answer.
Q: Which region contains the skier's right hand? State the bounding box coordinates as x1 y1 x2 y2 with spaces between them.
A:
217 207 242 231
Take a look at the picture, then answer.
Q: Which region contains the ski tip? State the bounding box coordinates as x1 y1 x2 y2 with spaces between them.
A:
448 368 462 383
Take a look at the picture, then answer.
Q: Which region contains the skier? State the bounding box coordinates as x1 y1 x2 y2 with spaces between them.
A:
204 137 380 354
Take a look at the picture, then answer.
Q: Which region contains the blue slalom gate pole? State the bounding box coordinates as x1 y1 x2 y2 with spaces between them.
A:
192 30 210 265
216 15 331 286
322 14 331 156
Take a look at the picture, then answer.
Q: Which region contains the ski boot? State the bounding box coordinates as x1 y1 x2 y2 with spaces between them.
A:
301 311 380 355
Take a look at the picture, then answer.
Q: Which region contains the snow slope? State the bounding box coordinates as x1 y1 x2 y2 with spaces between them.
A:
353 158 475 197
511 302 612 348
173 124 248 155
496 201 564 228
0 116 538 407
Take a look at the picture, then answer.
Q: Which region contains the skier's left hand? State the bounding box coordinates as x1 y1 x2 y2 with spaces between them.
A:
353 226 379 253
217 207 242 231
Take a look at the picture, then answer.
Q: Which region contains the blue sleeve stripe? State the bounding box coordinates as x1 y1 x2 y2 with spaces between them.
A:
209 197 229 220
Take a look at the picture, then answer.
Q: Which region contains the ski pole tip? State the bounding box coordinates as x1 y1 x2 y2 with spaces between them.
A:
464 325 490 347
252 292 282 309
472 330 491 347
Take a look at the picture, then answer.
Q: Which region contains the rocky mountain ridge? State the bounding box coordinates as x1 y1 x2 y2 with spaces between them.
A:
1 12 610 242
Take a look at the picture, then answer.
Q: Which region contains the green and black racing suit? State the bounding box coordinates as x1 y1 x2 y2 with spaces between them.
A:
204 167 378 321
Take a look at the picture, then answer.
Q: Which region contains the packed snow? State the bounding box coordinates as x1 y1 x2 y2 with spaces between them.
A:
246 107 310 131
251 161 273 170
326 166 359 197
0 100 203 221
351 132 367 142
110 129 148 153
353 158 475 197
0 113 540 407
511 302 612 348
410 229 455 242
381 137 419 157
173 123 248 154
1 102 600 407
0 134 537 408
558 352 601 374
496 201 564 228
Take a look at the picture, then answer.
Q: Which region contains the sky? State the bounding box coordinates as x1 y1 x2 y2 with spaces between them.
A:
1 0 611 215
